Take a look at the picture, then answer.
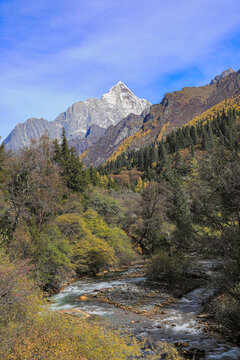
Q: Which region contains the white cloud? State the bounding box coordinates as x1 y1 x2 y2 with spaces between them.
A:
0 0 240 138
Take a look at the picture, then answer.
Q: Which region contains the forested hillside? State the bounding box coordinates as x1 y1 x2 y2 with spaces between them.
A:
0 100 239 358
98 104 240 341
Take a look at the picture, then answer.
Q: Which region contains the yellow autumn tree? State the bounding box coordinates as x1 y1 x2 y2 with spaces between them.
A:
100 175 109 187
55 214 116 274
135 176 143 192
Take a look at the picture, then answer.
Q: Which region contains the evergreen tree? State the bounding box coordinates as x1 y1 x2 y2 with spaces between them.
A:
176 128 185 148
206 121 214 149
143 148 150 171
89 166 98 185
137 149 144 170
53 129 87 193
183 127 193 148
190 126 198 145
149 145 157 166
173 185 192 242
158 142 168 170
201 128 208 150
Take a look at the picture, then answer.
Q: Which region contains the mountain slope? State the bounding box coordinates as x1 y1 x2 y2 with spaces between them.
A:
80 109 150 166
4 82 151 151
68 124 106 155
81 69 240 166
210 67 235 84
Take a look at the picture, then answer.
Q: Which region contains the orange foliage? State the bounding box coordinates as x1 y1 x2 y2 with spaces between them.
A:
185 95 240 127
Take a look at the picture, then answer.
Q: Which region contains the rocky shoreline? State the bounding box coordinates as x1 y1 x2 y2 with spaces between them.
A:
51 259 240 359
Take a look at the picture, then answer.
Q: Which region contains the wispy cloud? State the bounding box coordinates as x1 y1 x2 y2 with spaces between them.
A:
1 0 240 138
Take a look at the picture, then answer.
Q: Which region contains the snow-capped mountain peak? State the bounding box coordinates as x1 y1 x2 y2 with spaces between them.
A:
4 82 151 151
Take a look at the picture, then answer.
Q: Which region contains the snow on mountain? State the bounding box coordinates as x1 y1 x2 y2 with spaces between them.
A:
4 82 151 151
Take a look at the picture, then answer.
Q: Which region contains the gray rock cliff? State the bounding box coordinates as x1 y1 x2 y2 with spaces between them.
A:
210 68 235 84
4 82 151 151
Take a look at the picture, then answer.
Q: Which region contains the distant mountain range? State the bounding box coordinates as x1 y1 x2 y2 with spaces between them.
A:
81 68 240 166
4 68 240 167
3 81 151 151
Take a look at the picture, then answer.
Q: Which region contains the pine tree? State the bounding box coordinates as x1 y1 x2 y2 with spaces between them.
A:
149 145 157 166
206 121 214 149
190 126 198 145
143 148 150 171
137 150 144 170
89 166 98 186
53 128 87 193
158 142 168 169
183 127 193 148
173 185 192 237
176 128 185 148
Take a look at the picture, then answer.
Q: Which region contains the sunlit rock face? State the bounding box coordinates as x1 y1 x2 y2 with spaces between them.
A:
4 81 151 151
210 68 235 84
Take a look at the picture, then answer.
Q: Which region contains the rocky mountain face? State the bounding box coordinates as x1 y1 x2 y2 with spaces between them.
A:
210 67 235 84
81 109 150 167
3 118 58 151
4 82 151 151
82 69 240 167
68 124 106 155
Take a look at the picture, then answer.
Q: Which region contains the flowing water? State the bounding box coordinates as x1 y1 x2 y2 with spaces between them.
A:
51 260 240 359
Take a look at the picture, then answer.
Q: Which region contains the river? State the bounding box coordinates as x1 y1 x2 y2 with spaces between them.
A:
50 260 240 359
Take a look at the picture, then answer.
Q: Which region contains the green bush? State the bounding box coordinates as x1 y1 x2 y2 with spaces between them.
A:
146 251 190 286
31 224 74 290
206 292 240 338
83 209 135 263
55 213 116 275
87 191 123 225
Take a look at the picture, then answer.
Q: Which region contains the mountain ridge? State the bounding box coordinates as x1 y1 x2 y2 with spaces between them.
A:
81 69 240 166
4 82 151 151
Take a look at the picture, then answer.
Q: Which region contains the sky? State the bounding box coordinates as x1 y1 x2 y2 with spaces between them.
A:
1 0 240 140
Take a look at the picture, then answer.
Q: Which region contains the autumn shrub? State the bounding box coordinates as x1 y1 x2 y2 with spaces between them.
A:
146 251 190 286
0 250 42 329
0 251 145 360
205 292 240 338
55 213 116 274
83 208 135 263
155 341 183 359
86 191 123 225
30 224 74 290
1 312 150 360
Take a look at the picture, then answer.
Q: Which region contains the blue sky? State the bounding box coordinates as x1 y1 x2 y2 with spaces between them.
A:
1 0 240 140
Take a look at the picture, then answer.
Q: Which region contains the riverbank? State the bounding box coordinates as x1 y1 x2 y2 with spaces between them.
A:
50 258 240 359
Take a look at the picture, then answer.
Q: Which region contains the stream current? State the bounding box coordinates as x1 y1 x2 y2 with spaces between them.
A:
51 260 240 359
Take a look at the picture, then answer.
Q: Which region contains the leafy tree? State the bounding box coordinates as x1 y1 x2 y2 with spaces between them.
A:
127 181 172 254
83 209 134 263
191 147 240 264
2 136 62 244
55 213 117 274
135 177 143 192
87 191 122 225
30 224 73 290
